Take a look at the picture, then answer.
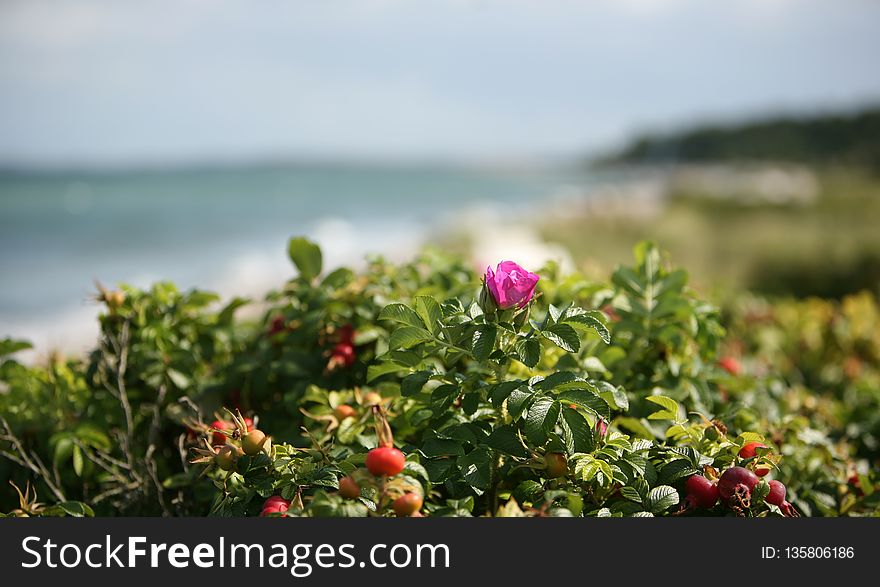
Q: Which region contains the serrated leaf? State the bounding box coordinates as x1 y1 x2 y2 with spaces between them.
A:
506 389 533 420
542 323 580 353
413 295 443 335
646 395 680 420
597 382 629 410
555 389 611 421
421 437 465 457
471 324 497 361
389 326 434 350
514 480 545 502
735 432 766 445
486 426 529 458
620 486 643 503
645 485 679 514
562 312 611 344
378 303 424 328
515 337 540 368
561 407 595 453
659 459 699 485
401 370 432 396
457 447 493 491
366 361 408 383
489 380 525 406
524 397 560 445
574 455 614 487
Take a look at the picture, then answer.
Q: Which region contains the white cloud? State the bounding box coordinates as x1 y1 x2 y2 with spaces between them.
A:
1 0 879 165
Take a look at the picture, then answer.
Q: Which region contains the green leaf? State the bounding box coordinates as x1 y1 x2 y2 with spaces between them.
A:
542 323 580 353
486 426 529 458
514 480 545 503
403 461 431 483
0 338 32 356
646 395 680 420
556 389 611 421
615 417 656 439
321 267 354 288
659 459 700 485
489 380 525 406
735 432 766 446
574 455 614 487
506 389 533 420
645 485 680 514
72 445 84 477
524 397 560 445
287 236 322 280
561 407 595 453
366 361 408 382
515 337 540 368
413 296 443 335
389 326 434 350
401 370 432 397
753 480 771 503
596 382 629 410
620 486 643 504
218 297 249 323
471 324 497 361
421 437 465 457
378 303 424 328
51 501 95 517
562 312 611 344
457 447 493 491
166 368 190 390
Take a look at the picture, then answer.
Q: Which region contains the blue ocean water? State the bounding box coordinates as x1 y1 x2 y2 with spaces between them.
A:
0 162 606 352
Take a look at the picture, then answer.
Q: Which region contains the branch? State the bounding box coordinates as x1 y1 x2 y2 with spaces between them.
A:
0 416 67 502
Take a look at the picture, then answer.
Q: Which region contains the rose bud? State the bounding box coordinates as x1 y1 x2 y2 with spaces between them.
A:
482 261 540 313
595 418 608 440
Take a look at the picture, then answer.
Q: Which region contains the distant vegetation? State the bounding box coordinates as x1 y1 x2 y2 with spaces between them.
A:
605 106 880 171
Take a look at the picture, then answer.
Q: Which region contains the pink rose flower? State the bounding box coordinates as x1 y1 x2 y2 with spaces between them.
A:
484 261 540 310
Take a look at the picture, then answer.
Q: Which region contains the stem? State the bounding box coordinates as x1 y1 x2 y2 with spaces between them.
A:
0 416 67 502
487 449 501 516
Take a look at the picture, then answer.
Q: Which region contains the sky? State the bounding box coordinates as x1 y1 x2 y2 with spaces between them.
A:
1 0 879 168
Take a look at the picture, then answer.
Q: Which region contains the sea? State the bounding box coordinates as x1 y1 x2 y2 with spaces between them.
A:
0 161 621 358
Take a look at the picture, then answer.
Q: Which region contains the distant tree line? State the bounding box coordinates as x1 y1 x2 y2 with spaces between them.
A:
605 107 880 170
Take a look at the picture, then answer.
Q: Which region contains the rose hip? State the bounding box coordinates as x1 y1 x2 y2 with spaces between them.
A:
718 466 760 501
365 446 406 477
392 493 423 517
685 475 719 508
766 480 786 506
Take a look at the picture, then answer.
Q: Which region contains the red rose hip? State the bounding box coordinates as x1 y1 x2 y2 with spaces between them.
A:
334 405 357 420
338 476 361 500
365 446 406 477
738 442 767 459
718 466 760 501
766 480 786 506
543 453 568 478
685 475 720 508
392 493 423 517
718 357 742 376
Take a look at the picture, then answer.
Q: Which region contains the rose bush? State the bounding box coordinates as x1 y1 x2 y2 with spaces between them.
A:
0 238 876 517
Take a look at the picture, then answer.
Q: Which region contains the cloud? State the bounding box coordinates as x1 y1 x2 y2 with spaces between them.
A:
1 0 879 166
